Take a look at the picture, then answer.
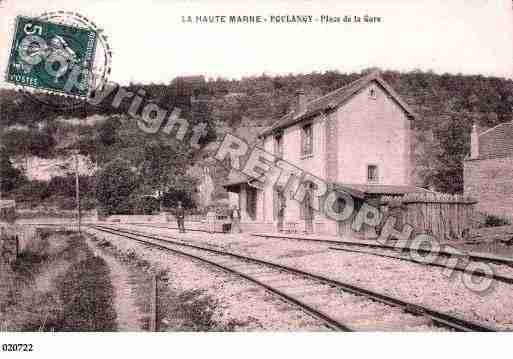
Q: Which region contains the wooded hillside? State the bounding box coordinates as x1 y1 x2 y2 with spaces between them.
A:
1 69 512 210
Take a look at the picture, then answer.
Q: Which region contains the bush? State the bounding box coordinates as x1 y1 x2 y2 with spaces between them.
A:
483 214 511 228
132 196 160 215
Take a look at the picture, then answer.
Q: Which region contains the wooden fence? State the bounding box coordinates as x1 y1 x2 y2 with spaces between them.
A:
381 193 477 241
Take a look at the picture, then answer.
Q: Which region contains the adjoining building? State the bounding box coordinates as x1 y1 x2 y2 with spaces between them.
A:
464 121 513 220
223 71 429 235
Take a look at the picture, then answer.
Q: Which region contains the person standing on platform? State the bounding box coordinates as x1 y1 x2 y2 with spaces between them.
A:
206 206 216 234
231 205 242 233
176 201 186 233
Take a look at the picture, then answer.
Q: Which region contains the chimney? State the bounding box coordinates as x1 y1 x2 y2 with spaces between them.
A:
295 89 306 114
470 123 480 159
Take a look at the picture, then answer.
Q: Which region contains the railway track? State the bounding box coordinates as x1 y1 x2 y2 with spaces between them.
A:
86 224 496 332
87 225 349 331
252 233 513 267
122 223 513 267
127 222 225 234
329 246 513 286
115 223 513 286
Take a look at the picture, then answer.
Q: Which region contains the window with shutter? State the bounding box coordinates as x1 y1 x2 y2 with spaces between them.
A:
301 123 313 157
367 165 379 183
369 88 377 99
274 135 283 159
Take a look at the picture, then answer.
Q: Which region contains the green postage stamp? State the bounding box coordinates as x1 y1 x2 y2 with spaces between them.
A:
6 16 98 98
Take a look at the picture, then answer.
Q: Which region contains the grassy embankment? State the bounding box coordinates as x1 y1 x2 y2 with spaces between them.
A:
0 230 116 331
90 235 242 331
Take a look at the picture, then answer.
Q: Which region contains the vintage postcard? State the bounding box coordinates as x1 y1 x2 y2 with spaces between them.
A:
1 0 512 358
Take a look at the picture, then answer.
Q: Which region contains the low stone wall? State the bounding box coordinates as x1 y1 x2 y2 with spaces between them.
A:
105 214 166 223
102 215 330 235
160 221 210 232
151 220 276 234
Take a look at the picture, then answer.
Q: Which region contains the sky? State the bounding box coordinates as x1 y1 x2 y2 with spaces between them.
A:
0 0 512 85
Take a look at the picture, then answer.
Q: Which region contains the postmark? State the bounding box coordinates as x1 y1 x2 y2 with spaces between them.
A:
5 12 112 110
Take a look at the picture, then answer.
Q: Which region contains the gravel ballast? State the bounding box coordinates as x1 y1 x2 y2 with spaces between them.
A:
116 224 513 330
85 227 332 331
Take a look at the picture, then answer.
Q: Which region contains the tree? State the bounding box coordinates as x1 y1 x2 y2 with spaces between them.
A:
48 174 94 198
96 161 138 215
14 180 50 203
136 140 192 194
162 188 195 209
46 174 96 210
2 69 513 197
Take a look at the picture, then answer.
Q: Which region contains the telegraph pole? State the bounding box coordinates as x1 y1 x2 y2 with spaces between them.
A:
0 124 4 201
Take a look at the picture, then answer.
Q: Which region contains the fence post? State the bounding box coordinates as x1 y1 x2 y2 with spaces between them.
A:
150 275 159 332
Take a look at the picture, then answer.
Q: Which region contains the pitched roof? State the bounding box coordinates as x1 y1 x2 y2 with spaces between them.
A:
223 170 251 189
224 171 430 199
260 71 418 137
478 121 513 159
334 183 433 196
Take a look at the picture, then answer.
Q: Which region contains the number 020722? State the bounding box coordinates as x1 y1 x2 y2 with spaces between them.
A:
2 344 34 352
